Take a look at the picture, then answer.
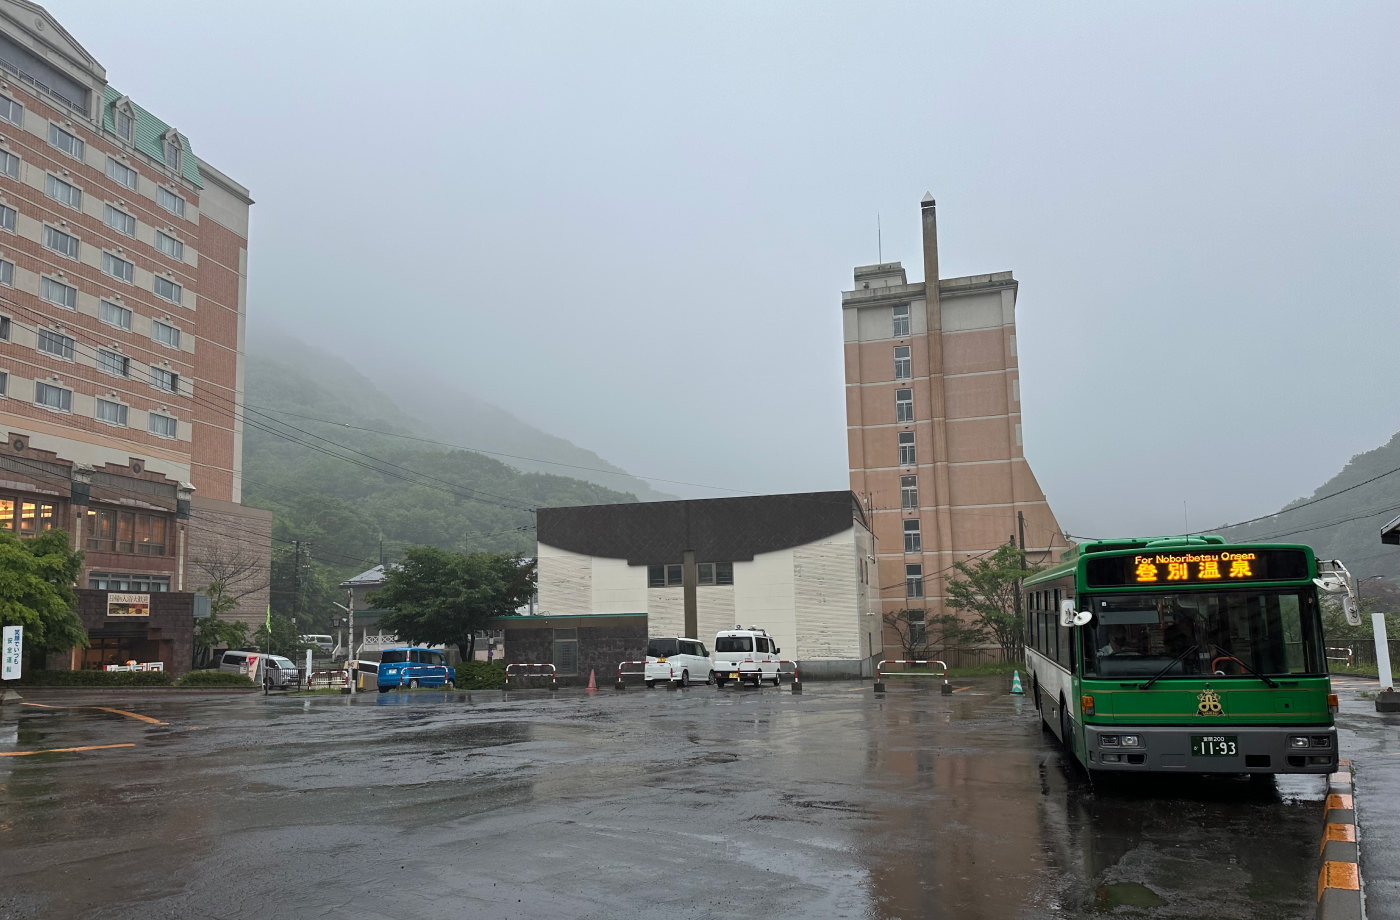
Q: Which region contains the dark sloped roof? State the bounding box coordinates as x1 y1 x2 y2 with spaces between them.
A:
536 491 867 565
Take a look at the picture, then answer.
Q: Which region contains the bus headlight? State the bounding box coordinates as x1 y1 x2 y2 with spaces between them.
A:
1288 735 1311 749
1120 735 1141 747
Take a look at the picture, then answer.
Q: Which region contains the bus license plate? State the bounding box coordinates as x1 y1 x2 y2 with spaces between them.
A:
1191 735 1238 757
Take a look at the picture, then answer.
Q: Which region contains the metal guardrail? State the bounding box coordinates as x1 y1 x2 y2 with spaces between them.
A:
504 663 558 691
1326 647 1354 667
614 660 646 690
307 669 348 689
874 659 951 694
0 54 88 116
778 660 802 693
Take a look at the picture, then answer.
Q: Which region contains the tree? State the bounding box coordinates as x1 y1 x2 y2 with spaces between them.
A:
371 548 535 658
0 529 86 657
945 543 1040 662
192 578 250 668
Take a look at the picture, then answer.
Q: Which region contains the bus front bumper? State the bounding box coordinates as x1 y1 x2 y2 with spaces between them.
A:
1083 724 1337 773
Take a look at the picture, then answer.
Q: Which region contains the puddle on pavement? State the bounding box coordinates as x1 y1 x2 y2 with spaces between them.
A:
1095 881 1167 910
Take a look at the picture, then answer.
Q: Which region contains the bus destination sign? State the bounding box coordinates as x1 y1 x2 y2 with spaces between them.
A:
1085 549 1308 588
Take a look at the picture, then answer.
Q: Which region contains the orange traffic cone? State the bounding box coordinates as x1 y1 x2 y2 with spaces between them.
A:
587 669 597 691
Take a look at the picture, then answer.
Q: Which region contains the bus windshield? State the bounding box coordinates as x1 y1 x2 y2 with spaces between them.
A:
1082 589 1324 679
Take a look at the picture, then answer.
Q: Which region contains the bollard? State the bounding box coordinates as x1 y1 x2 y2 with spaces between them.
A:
874 681 885 694
615 680 627 690
941 678 952 696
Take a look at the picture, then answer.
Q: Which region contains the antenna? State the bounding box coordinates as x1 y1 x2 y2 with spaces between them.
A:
1183 500 1189 535
877 213 882 263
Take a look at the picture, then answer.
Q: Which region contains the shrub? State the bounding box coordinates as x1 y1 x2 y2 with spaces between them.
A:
456 659 507 690
16 669 174 687
177 670 257 688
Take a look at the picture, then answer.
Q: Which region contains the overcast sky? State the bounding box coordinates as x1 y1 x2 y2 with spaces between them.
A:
57 0 1400 538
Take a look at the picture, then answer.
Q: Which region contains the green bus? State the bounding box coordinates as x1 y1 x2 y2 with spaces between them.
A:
1022 535 1344 775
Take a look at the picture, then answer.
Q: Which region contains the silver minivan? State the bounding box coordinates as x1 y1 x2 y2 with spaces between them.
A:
643 637 714 688
219 650 301 689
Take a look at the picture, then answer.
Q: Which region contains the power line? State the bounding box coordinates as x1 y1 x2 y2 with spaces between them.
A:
1200 465 1400 534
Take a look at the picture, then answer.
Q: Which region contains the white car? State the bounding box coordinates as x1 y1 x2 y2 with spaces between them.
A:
644 637 714 688
712 627 782 687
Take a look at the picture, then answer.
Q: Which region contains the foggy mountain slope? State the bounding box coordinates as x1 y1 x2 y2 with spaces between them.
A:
1216 431 1400 579
364 368 678 503
240 341 641 562
246 330 675 503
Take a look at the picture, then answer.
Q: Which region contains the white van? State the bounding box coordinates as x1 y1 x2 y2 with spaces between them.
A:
219 650 301 689
301 634 334 653
643 637 714 688
712 627 782 687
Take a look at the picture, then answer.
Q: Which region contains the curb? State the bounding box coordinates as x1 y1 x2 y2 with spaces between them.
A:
1317 758 1364 920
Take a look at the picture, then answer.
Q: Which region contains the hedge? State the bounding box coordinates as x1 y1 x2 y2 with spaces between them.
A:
456 660 507 690
177 670 256 688
15 669 174 687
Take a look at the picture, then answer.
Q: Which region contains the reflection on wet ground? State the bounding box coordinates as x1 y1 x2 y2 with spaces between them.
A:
0 681 1340 920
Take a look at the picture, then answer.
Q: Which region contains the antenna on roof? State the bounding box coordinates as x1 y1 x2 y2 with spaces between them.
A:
877 213 882 263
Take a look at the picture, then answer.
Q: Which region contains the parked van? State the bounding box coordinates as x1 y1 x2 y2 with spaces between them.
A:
643 637 714 688
712 627 782 687
219 650 301 689
376 647 454 692
301 634 334 653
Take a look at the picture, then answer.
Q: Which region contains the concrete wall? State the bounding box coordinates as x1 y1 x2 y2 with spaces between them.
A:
500 616 648 687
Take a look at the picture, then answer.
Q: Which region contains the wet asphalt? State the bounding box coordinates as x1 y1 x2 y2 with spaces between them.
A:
0 675 1393 920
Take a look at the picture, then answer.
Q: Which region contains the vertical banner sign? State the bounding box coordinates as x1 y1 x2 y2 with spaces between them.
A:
2 625 21 680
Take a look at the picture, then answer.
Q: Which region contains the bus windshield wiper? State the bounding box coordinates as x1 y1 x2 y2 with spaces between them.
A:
1210 643 1278 688
1139 644 1198 691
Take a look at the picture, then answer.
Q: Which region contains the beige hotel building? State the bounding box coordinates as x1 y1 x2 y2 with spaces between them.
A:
844 194 1064 643
0 2 269 669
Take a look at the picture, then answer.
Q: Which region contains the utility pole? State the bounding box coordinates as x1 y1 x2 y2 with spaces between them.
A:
293 540 301 626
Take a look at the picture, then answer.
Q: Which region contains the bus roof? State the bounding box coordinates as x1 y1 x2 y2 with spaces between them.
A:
1026 535 1316 587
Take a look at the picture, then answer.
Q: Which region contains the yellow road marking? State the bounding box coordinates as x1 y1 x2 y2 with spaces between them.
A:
952 685 974 693
92 707 166 725
0 743 135 757
21 702 166 725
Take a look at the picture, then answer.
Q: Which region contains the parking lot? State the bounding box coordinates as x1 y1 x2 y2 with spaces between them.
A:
0 676 1381 920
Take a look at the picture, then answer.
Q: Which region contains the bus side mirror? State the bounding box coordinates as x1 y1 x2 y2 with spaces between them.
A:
1059 599 1092 628
1342 596 1361 627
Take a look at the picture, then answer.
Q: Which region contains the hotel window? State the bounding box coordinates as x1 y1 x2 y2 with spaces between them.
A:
84 508 168 555
46 174 81 209
152 320 180 348
647 565 665 588
41 277 77 309
102 252 134 283
666 564 683 586
895 387 913 422
0 96 21 126
898 431 916 466
154 276 182 304
148 412 177 439
1 498 57 535
0 258 12 286
100 300 132 330
96 398 127 427
0 371 6 396
698 562 714 585
156 231 183 260
894 345 911 380
37 329 75 360
150 366 178 393
43 226 80 259
0 204 15 232
158 186 185 218
908 612 927 645
115 108 133 142
48 124 84 160
903 518 922 553
0 315 9 339
106 158 138 190
97 349 130 377
163 137 180 171
104 204 136 236
0 151 17 180
892 303 910 337
88 573 171 592
715 562 734 585
900 475 918 510
905 564 924 599
35 381 71 412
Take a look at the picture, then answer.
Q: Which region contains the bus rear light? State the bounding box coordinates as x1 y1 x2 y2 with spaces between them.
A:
1081 695 1095 716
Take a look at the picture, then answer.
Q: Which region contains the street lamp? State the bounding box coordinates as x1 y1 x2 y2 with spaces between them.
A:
1357 575 1384 606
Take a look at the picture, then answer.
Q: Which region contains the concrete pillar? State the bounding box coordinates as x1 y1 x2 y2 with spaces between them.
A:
920 194 955 620
683 550 698 639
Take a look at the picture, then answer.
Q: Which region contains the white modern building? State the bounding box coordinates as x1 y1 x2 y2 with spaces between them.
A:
533 491 883 678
